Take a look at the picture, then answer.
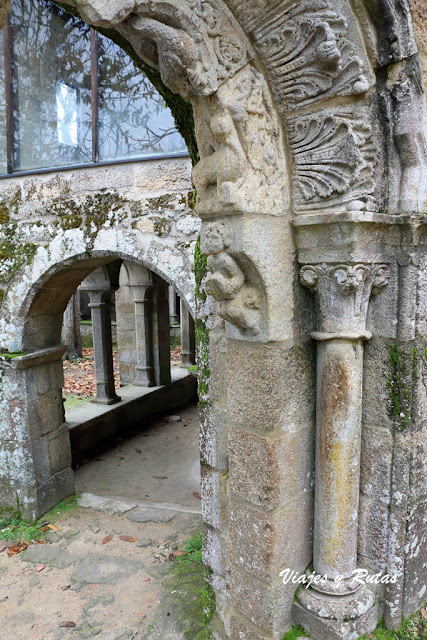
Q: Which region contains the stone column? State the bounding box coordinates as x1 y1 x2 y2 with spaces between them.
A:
131 284 155 387
169 285 179 324
294 263 390 640
180 298 195 367
87 290 121 405
152 278 171 386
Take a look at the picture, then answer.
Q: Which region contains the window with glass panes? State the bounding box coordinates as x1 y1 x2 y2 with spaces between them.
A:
0 0 187 176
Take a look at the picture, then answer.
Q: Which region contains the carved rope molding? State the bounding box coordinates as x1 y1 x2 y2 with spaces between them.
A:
300 263 390 338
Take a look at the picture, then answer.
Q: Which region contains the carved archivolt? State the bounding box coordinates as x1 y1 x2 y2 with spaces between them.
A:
115 0 253 99
225 0 371 111
288 110 379 212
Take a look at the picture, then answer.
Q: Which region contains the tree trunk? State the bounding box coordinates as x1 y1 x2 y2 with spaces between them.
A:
63 292 83 360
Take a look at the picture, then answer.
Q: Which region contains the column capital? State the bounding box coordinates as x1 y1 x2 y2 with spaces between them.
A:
300 262 390 339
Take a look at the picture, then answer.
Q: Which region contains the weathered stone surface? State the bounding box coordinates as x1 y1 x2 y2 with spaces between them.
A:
126 506 177 524
23 545 78 569
71 555 144 585
78 493 137 515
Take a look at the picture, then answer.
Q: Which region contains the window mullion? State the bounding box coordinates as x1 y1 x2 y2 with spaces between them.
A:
3 16 14 174
90 29 99 164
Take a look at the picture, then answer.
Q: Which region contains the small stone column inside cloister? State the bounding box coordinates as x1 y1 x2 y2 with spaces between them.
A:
294 262 390 639
79 266 121 405
180 298 195 367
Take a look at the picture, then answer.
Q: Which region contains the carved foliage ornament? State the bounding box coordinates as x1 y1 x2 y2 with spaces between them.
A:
225 0 370 110
300 263 390 336
287 111 378 212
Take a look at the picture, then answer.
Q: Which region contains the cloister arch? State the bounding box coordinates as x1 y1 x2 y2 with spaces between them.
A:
1 0 427 638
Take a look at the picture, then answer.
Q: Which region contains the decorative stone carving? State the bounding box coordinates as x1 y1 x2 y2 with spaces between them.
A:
115 0 253 98
288 111 379 213
202 220 261 335
192 64 288 216
300 262 390 336
0 0 10 29
225 0 371 111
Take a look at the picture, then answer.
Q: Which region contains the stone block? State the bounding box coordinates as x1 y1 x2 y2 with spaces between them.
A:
49 360 64 389
360 425 393 504
37 390 64 437
229 613 271 640
136 159 191 192
410 427 427 501
229 425 314 510
32 436 50 485
403 499 427 618
35 364 51 395
29 467 75 521
229 497 313 582
203 525 230 576
230 565 293 635
363 339 394 429
358 496 390 573
227 342 315 433
200 404 228 470
201 465 228 530
48 424 72 474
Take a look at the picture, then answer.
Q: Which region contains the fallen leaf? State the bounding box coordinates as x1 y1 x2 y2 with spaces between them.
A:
39 526 50 532
47 524 61 532
119 535 138 543
193 492 202 500
152 476 168 480
135 448 142 454
102 534 114 544
421 608 427 620
7 542 29 556
36 564 45 572
59 621 76 628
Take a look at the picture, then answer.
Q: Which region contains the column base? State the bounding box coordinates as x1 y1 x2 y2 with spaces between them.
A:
293 584 379 640
134 367 155 387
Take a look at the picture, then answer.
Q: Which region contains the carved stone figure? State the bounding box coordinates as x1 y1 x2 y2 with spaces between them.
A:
192 64 288 216
202 220 260 334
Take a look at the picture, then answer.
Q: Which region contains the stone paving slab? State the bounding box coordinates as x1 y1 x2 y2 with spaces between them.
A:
71 554 145 585
23 544 79 568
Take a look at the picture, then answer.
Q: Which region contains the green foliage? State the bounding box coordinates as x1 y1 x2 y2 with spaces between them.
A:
0 351 27 361
168 531 215 640
282 626 309 639
0 495 79 543
358 612 427 639
194 236 208 305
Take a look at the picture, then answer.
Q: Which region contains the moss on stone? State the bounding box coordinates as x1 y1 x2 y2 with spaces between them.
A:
152 217 172 237
167 531 215 639
60 213 83 230
281 625 309 639
387 343 424 430
0 225 38 281
0 202 10 224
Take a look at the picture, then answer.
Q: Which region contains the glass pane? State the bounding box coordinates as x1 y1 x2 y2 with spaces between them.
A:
0 30 7 175
97 34 187 161
10 0 92 172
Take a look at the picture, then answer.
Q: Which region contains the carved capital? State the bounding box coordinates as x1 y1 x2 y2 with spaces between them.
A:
300 263 389 338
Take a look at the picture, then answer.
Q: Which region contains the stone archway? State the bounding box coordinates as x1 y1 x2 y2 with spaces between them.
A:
1 1 427 638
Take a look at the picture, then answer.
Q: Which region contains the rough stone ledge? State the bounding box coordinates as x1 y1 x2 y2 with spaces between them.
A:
1 346 67 370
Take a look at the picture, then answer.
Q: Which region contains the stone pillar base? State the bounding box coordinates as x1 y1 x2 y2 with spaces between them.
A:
293 584 379 640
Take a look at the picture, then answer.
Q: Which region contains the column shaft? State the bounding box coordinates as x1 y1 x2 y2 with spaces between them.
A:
89 298 120 405
314 338 363 579
180 298 196 367
133 286 155 387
